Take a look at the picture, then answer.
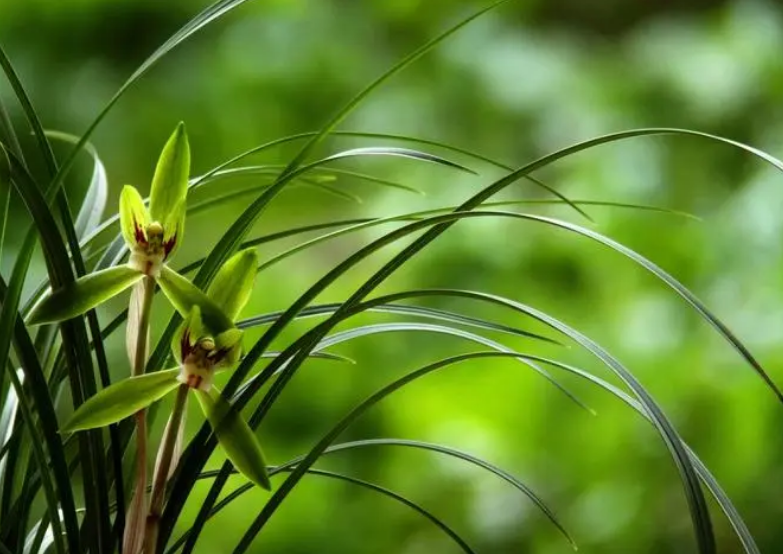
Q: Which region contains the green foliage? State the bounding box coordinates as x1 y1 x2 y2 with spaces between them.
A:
0 1 779 554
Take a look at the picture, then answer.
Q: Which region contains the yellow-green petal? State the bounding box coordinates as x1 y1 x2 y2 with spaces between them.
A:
62 368 180 433
171 305 206 364
162 196 186 260
194 386 271 490
158 266 233 334
207 249 258 321
119 185 150 250
29 265 143 325
150 122 190 226
215 327 243 367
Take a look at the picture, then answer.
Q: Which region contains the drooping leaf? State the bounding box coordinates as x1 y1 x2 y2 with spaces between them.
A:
120 185 150 250
29 265 143 325
158 266 233 333
206 249 258 321
62 369 180 432
45 130 109 242
174 468 476 554
150 122 190 226
194 387 270 490
233 352 573 553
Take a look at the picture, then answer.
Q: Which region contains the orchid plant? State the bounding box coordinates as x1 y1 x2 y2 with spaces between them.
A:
29 122 190 325
62 249 270 491
28 123 269 554
1 2 778 554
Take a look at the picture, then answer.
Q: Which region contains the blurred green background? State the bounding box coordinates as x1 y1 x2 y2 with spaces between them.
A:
3 0 783 552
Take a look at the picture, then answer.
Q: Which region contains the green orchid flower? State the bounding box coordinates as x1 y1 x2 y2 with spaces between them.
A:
61 249 270 490
29 122 191 324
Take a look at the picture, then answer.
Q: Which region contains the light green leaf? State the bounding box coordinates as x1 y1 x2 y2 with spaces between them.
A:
207 249 258 321
158 266 233 333
150 122 190 225
29 265 143 325
119 185 149 250
62 369 180 432
194 386 270 490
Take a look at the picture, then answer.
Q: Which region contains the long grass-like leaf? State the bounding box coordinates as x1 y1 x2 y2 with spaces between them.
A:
147 146 474 375
48 0 259 201
237 301 559 344
173 467 475 554
0 233 73 554
232 352 574 553
230 208 731 551
0 49 114 550
45 131 108 242
209 121 783 550
311 321 589 411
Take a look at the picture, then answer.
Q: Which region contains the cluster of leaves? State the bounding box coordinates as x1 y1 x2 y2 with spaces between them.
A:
0 1 780 554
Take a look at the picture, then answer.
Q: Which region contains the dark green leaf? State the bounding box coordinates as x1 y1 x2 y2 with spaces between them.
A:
0 234 69 554
233 352 573 553
45 130 108 241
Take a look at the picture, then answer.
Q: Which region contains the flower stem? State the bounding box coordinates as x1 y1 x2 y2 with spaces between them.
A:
133 276 156 377
145 383 189 553
123 275 156 554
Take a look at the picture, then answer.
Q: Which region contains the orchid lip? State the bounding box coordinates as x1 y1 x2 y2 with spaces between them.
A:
178 333 233 392
127 220 175 276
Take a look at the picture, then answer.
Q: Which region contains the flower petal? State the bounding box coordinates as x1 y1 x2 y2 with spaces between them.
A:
29 265 143 325
119 185 150 250
162 196 186 260
158 266 233 333
194 386 271 490
149 122 190 226
62 369 180 433
207 249 258 321
214 327 244 368
171 306 206 364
